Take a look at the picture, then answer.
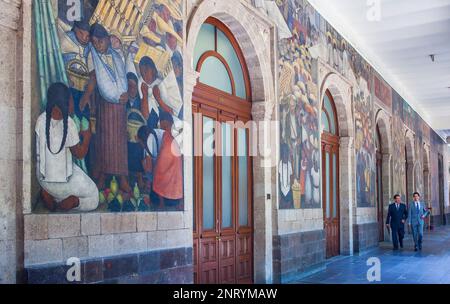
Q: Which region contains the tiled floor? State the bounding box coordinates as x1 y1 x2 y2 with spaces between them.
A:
294 225 450 284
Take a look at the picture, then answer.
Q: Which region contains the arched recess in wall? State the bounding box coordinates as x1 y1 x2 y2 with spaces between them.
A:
318 71 354 255
404 130 415 201
321 90 340 259
185 0 277 284
375 109 392 242
423 144 431 205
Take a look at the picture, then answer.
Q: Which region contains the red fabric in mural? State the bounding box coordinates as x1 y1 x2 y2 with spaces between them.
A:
152 132 183 200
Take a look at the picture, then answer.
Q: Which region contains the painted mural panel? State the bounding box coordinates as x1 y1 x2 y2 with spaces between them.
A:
262 0 447 212
274 0 376 208
33 0 184 213
277 0 321 209
402 100 416 131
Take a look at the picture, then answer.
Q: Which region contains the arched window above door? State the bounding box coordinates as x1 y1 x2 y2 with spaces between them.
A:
322 90 338 135
193 18 250 100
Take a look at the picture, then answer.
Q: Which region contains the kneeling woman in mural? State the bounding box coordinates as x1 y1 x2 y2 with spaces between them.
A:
35 83 99 212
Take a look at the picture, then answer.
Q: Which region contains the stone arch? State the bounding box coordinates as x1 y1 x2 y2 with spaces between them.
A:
319 72 354 138
375 109 392 155
318 69 355 255
405 129 415 201
375 109 392 241
185 0 275 111
185 0 277 283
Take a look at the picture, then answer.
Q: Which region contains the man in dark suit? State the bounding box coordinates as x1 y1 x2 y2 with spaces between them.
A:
386 194 408 250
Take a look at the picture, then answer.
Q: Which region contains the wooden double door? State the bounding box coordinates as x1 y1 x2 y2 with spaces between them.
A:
321 133 340 259
192 85 253 284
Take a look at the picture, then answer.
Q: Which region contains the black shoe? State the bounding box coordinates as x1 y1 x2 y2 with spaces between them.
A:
393 247 399 251
419 246 422 251
400 243 403 249
414 247 418 252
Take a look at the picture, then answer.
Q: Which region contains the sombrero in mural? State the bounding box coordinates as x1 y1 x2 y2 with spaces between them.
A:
156 0 182 20
154 13 182 43
333 38 338 47
140 26 162 44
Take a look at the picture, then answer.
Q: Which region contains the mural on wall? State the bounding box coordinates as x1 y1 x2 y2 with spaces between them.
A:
275 0 376 208
33 0 184 213
276 0 321 209
373 74 392 110
268 0 447 211
402 100 416 131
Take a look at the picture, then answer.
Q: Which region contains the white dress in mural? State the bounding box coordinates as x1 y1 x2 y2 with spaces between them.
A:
35 113 99 212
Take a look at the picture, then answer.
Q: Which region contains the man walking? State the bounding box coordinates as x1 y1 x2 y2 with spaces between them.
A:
408 192 430 251
386 194 408 250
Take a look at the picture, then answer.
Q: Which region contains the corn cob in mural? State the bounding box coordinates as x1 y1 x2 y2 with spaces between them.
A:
90 0 154 40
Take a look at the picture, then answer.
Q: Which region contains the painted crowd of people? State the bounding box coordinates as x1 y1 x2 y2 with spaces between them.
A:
35 3 184 212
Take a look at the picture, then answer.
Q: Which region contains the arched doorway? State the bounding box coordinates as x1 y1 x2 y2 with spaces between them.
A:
192 18 253 284
375 125 384 241
321 90 340 258
438 154 446 225
423 146 430 204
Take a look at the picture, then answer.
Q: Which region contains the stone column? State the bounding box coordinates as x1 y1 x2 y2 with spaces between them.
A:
382 153 392 241
339 136 355 255
182 67 199 214
0 0 22 284
251 100 274 284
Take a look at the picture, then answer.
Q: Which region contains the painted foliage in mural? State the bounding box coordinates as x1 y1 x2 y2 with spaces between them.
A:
33 0 184 213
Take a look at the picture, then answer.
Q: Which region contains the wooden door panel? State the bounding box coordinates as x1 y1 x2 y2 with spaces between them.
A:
236 233 252 283
200 238 218 284
322 139 340 259
193 239 199 283
193 84 253 284
201 268 217 284
219 236 236 284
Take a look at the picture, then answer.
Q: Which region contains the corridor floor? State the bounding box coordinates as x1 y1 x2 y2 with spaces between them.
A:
295 225 450 284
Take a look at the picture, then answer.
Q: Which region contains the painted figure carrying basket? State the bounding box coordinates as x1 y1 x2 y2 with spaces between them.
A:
127 108 147 143
66 58 90 92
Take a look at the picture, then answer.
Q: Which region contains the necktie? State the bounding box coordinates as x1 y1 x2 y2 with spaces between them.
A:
416 203 419 213
396 203 399 210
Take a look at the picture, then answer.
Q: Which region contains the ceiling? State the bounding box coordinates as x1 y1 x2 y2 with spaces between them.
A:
307 0 450 131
